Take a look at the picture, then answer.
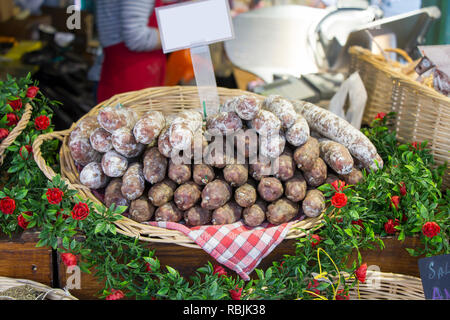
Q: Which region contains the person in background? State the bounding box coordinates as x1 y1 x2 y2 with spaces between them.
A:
95 0 166 102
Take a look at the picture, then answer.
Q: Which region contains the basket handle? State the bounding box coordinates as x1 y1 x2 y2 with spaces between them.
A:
0 103 33 165
383 48 413 64
32 129 91 194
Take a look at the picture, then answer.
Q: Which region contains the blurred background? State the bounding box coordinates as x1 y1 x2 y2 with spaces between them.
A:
0 0 448 130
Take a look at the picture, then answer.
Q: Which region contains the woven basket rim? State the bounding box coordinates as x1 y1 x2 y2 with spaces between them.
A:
347 271 425 300
349 46 450 104
32 86 329 249
0 103 33 165
0 276 78 300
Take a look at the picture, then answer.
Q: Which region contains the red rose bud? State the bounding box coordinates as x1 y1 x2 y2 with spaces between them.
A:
145 262 152 272
410 141 421 152
399 182 407 197
26 86 39 98
331 180 346 192
311 234 321 248
17 212 30 229
335 289 350 300
307 279 320 295
331 192 348 208
422 222 440 238
0 197 16 215
390 196 400 210
384 219 399 234
19 145 33 160
8 98 22 111
46 188 64 205
56 209 69 220
229 285 243 300
0 128 9 140
61 253 77 267
355 263 367 283
71 202 90 220
34 115 50 131
106 289 125 300
351 219 364 229
335 217 343 224
375 112 387 120
213 265 227 277
6 113 19 126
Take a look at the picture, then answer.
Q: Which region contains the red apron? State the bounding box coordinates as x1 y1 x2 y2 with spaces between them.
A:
97 0 166 103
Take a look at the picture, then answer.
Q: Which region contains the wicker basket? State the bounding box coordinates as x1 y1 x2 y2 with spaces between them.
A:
0 103 33 165
0 276 77 300
32 86 327 249
349 46 450 189
348 271 425 300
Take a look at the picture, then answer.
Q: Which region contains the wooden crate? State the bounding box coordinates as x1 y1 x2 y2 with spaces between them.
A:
347 236 422 277
57 237 422 300
0 231 54 287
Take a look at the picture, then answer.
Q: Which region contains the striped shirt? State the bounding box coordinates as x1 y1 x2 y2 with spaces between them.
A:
95 0 160 52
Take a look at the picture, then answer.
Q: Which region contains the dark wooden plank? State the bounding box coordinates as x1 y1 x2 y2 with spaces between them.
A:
0 232 54 287
58 236 422 299
57 240 298 300
348 236 422 277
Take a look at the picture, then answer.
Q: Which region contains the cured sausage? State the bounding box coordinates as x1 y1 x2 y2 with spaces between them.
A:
133 110 165 145
121 163 145 200
319 139 354 175
293 101 383 171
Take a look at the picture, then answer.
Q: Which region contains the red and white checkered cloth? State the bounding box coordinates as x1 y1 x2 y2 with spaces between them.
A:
147 219 300 280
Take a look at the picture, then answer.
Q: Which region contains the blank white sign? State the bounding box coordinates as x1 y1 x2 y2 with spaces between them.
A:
156 0 234 53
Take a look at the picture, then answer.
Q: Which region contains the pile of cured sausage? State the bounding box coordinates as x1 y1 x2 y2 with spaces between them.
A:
69 95 383 227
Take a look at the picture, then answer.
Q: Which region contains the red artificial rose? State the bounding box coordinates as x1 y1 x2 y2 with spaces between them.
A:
422 222 440 238
307 279 320 295
213 265 227 277
229 285 243 300
34 115 50 131
375 112 387 121
390 196 400 210
106 289 125 300
335 289 350 300
46 188 64 205
331 180 346 192
410 141 421 152
401 213 408 223
355 263 367 283
17 212 31 229
331 192 347 208
8 98 22 111
384 219 399 234
71 202 90 220
26 86 39 98
399 182 407 197
145 262 152 272
0 197 15 215
19 145 32 160
0 128 9 140
6 113 19 127
61 253 77 267
311 234 321 248
56 208 69 220
351 219 364 229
